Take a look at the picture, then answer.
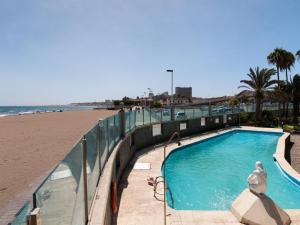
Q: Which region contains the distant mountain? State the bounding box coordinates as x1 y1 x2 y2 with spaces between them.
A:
191 95 234 105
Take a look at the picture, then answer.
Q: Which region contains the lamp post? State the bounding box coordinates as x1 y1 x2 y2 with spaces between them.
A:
166 69 174 106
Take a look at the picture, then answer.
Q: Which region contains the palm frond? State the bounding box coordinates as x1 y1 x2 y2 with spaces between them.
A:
238 85 251 90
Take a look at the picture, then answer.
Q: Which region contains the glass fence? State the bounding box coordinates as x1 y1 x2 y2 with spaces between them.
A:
10 103 282 225
31 115 121 225
34 141 85 225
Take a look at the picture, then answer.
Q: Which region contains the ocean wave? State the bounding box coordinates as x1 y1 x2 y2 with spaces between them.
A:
18 111 35 115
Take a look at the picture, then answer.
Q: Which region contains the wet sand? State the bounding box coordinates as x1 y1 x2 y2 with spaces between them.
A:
0 109 117 211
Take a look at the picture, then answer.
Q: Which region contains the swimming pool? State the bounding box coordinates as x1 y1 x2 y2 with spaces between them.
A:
163 130 300 210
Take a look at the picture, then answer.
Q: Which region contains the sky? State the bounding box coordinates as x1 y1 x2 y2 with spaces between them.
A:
0 0 300 105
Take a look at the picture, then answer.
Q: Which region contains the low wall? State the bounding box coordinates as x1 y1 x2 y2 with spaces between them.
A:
88 114 239 225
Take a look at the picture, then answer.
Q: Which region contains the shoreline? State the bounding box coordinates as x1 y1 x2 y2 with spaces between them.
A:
0 105 111 118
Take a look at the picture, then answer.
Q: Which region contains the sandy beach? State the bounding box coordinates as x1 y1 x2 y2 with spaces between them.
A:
0 109 117 212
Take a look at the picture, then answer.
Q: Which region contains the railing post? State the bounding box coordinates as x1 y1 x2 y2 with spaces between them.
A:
119 109 125 138
113 116 116 146
134 110 136 128
238 104 241 126
98 119 102 174
129 110 131 130
150 108 152 124
106 119 110 152
82 137 89 224
171 106 174 121
142 108 145 125
29 208 41 225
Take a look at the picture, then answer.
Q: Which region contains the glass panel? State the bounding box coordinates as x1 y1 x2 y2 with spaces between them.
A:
174 107 186 121
108 116 115 152
150 108 161 123
225 105 233 114
99 119 108 170
135 108 144 126
200 106 209 117
130 110 135 130
34 141 85 225
185 108 194 119
240 103 255 112
125 111 130 133
143 108 151 125
10 201 31 225
193 108 202 118
114 115 120 143
85 126 99 211
211 105 221 116
162 108 171 121
232 106 240 114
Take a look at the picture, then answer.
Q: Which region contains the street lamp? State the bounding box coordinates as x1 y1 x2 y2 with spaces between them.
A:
166 69 174 106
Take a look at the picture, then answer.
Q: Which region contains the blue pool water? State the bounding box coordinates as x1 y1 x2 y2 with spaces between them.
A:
164 130 300 210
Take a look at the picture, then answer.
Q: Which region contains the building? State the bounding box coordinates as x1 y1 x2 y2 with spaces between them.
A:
159 96 190 106
148 92 154 99
175 87 192 100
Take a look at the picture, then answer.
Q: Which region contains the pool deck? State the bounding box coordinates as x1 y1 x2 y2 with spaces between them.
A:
114 127 300 225
290 134 300 174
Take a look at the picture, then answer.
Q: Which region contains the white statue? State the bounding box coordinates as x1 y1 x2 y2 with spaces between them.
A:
247 161 267 194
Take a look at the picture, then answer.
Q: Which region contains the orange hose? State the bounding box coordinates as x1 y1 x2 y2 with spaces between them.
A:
111 181 118 214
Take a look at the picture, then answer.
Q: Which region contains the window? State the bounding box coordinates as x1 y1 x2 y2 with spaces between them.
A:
201 118 205 126
223 115 227 124
152 124 162 136
180 122 187 130
228 116 232 121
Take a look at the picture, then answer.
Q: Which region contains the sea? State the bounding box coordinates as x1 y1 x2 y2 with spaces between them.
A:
0 105 99 117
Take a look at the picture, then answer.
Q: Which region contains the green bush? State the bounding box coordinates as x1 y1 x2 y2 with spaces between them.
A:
262 110 275 121
239 112 256 124
283 124 294 133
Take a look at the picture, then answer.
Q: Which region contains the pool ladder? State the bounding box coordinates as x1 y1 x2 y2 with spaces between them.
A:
162 132 181 225
153 176 174 208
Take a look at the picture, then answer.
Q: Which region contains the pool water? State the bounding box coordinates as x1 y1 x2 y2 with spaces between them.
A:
164 130 300 210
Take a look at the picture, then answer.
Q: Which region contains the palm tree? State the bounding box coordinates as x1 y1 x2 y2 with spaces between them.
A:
268 48 287 118
239 67 277 121
292 75 300 123
283 51 295 82
267 48 286 81
297 50 300 61
280 51 295 117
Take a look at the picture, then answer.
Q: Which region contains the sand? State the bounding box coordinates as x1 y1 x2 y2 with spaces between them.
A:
0 109 117 212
